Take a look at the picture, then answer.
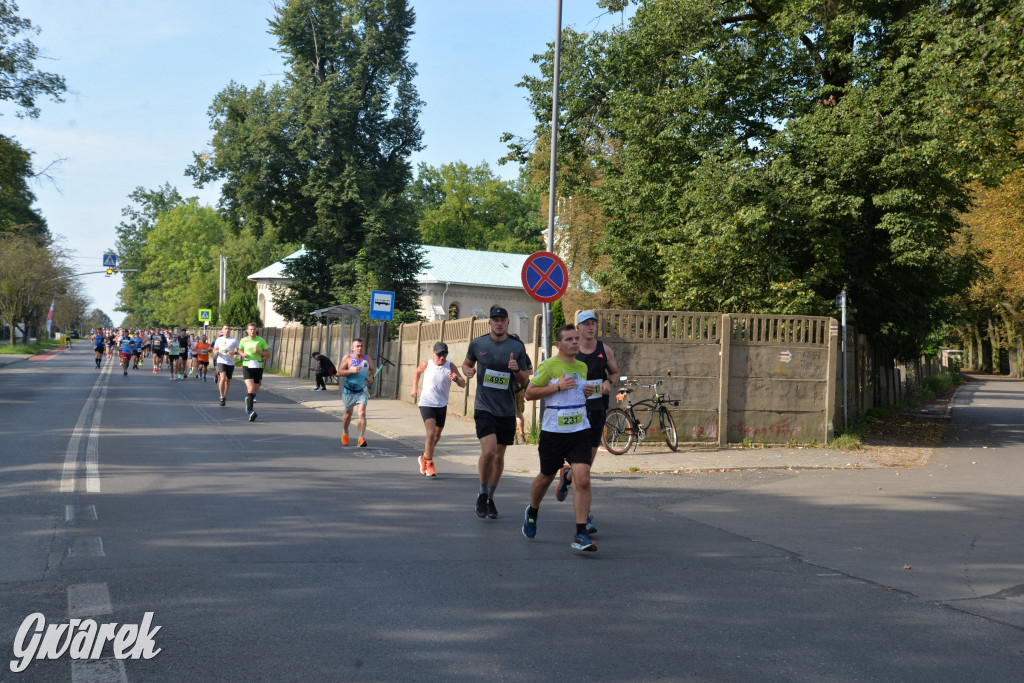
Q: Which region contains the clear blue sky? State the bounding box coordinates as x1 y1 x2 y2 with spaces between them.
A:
4 1 629 327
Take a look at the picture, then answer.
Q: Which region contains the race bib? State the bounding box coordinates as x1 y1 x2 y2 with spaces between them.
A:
483 368 511 389
586 379 603 400
247 359 260 369
557 407 585 427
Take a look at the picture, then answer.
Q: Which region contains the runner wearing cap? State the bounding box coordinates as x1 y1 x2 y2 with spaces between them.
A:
553 310 619 536
462 305 532 519
410 341 466 478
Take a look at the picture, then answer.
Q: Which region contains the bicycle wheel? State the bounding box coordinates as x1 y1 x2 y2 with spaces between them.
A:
603 409 635 455
659 407 678 451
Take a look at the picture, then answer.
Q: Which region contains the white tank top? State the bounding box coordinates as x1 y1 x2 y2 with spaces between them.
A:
418 360 453 408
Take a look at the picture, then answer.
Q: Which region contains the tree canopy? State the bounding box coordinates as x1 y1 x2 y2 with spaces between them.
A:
409 161 543 254
189 0 425 325
0 0 66 119
511 0 1024 359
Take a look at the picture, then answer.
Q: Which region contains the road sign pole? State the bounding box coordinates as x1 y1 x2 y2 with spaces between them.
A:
543 0 563 362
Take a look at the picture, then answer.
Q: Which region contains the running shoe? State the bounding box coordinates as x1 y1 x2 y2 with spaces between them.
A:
152 367 158 373
248 411 257 422
356 437 367 447
123 369 127 376
586 513 597 535
424 459 437 477
556 465 572 502
571 533 597 552
522 506 537 539
219 397 226 407
485 498 499 519
202 375 207 382
418 455 427 475
341 433 350 446
474 493 487 518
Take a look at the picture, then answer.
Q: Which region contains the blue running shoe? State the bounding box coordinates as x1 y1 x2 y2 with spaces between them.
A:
522 506 537 539
556 465 571 502
586 513 597 535
571 532 597 552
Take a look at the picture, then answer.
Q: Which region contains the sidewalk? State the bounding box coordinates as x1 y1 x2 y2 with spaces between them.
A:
258 373 876 475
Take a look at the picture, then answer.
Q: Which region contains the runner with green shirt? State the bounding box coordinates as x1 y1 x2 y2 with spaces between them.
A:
522 323 598 552
235 322 271 422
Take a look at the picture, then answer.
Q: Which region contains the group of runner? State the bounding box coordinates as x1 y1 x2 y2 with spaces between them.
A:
89 309 616 553
407 306 618 554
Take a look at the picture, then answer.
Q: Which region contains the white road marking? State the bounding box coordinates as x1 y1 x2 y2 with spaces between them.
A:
61 361 113 493
85 382 109 492
72 658 127 683
65 504 98 522
67 537 105 558
68 582 113 617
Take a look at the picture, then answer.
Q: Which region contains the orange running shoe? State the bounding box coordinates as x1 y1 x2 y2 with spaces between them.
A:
341 433 350 446
356 437 367 448
424 459 437 477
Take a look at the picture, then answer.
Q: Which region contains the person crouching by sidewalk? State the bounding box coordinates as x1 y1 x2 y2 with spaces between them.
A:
310 351 337 391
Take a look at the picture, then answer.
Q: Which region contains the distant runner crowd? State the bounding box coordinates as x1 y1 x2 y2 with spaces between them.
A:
86 307 618 554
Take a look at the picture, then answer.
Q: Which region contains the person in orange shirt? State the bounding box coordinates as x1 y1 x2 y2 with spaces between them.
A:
193 335 213 382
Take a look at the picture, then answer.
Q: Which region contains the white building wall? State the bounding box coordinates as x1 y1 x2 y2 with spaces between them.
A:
417 283 542 338
255 281 301 328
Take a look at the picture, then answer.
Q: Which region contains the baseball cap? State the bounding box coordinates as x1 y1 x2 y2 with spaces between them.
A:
433 342 449 356
489 306 509 319
576 310 598 324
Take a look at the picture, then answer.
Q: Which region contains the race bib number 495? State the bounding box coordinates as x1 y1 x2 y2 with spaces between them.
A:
483 368 510 389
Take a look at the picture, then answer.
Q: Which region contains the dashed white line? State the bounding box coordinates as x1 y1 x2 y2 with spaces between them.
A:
68 582 113 617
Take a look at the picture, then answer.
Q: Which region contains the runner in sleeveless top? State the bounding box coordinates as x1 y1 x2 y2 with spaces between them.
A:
521 324 598 551
410 341 466 477
462 306 531 520
339 338 375 446
554 310 619 535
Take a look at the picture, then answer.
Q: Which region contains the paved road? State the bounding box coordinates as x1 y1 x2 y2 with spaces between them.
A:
1 351 1021 681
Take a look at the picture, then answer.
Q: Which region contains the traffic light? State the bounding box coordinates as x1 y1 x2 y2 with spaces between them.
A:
105 268 114 276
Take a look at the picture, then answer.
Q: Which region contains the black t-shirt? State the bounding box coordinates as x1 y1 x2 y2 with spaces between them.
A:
578 340 610 410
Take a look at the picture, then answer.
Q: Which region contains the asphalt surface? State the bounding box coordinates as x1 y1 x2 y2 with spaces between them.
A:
1 349 1022 682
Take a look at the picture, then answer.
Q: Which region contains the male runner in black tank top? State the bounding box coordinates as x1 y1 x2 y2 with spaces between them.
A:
555 310 619 535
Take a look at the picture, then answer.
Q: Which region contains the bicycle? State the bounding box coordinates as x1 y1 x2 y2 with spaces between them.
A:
602 374 679 454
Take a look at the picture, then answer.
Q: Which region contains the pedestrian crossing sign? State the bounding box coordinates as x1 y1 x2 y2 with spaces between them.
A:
102 253 117 268
198 309 212 322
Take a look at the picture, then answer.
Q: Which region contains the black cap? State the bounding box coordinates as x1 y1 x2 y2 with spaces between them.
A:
489 306 509 319
433 342 449 356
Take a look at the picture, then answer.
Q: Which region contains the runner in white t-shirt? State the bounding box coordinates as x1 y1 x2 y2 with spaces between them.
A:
213 324 239 407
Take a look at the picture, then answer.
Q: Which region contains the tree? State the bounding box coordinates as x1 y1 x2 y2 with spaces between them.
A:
0 134 46 237
190 0 425 323
514 0 1024 360
84 308 113 331
410 161 543 253
0 231 74 342
114 184 187 319
126 201 227 326
0 0 66 119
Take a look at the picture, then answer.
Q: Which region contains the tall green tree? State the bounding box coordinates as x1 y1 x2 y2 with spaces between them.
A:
114 184 187 319
0 134 46 237
514 0 1024 359
189 0 425 324
0 0 66 119
410 161 543 253
126 201 227 326
1 1 66 240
